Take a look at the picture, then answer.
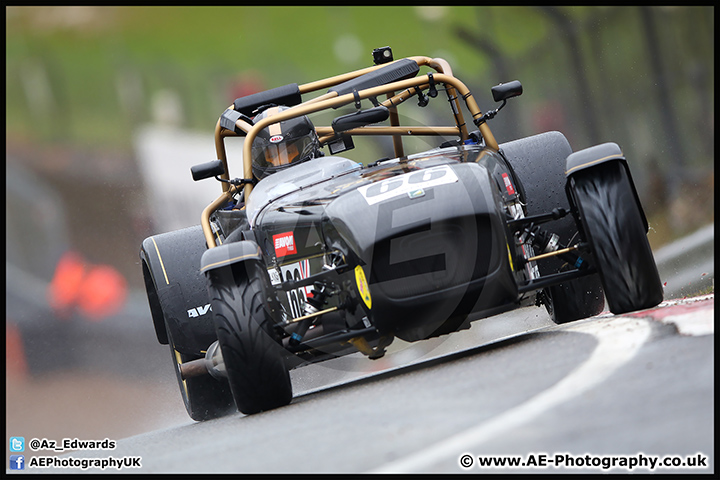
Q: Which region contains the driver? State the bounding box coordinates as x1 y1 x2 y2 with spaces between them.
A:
251 105 321 179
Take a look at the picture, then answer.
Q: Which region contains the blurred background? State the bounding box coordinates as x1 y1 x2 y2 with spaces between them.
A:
5 5 713 459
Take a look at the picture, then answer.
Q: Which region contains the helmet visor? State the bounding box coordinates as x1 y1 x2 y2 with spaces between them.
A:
253 136 314 167
263 142 300 167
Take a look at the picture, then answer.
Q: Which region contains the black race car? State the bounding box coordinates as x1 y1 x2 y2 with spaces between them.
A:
140 47 663 420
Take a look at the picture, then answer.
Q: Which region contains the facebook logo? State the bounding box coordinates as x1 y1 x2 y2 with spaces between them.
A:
10 436 25 452
10 455 25 470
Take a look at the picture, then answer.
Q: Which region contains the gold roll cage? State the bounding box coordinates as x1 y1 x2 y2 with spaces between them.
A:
202 56 500 248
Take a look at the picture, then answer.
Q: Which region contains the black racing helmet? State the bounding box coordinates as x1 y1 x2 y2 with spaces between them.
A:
251 105 320 179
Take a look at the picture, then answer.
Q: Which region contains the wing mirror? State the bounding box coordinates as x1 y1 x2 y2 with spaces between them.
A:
475 80 523 126
191 159 225 181
491 80 523 102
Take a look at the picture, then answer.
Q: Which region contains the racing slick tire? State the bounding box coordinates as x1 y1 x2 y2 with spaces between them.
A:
166 325 236 421
568 161 663 314
207 260 293 415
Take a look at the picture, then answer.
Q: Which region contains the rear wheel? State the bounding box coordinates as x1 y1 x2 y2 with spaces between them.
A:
207 260 292 415
543 265 605 324
166 325 235 421
499 132 605 323
569 161 663 314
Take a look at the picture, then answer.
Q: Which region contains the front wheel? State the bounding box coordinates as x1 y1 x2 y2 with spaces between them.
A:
207 260 292 415
569 161 663 314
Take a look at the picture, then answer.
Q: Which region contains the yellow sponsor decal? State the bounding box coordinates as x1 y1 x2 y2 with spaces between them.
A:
355 265 372 309
507 243 514 272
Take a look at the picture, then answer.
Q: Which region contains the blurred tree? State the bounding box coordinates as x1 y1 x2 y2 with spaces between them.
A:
536 6 602 146
638 6 686 197
455 8 522 136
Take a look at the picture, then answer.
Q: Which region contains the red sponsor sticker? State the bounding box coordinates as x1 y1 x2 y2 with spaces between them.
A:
502 173 516 195
273 232 297 257
270 135 284 143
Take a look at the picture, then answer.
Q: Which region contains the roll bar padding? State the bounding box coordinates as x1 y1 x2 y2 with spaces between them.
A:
233 83 302 116
328 58 419 98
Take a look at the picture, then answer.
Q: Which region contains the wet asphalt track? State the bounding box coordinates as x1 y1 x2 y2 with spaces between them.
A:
22 295 714 474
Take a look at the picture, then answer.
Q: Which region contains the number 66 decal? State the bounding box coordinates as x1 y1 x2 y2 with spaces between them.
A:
358 165 458 205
